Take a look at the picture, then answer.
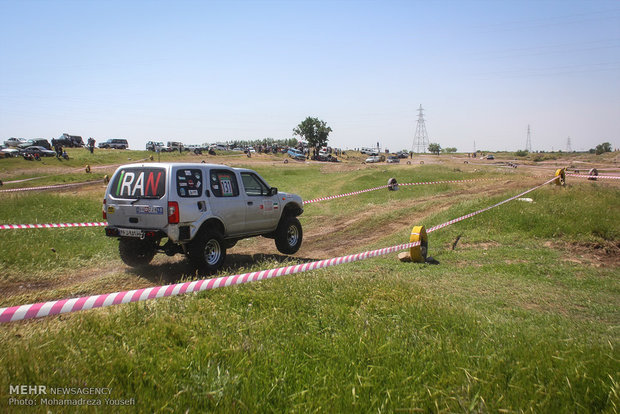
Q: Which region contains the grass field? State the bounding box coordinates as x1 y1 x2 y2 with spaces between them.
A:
0 152 618 413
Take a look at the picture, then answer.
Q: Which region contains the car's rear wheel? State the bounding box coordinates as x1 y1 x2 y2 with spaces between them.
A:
189 229 226 274
275 216 303 254
119 238 156 267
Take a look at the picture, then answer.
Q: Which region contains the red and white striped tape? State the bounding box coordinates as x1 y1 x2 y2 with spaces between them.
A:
0 177 555 323
427 176 557 233
303 178 491 204
304 185 387 204
566 174 620 180
0 178 493 230
0 222 107 230
0 240 422 323
0 180 103 193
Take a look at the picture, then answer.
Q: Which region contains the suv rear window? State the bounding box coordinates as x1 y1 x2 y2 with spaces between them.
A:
111 167 166 199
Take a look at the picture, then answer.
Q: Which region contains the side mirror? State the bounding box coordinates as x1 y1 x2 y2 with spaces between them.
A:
269 187 278 196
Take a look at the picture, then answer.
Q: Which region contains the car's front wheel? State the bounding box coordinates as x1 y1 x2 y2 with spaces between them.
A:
119 238 156 267
275 216 303 255
189 229 227 274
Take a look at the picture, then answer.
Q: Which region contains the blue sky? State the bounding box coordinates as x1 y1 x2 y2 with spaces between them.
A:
1 0 619 152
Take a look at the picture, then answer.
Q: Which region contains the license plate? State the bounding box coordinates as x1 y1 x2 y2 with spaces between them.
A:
135 205 164 215
118 228 144 238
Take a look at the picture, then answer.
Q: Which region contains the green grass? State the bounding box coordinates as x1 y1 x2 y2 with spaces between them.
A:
0 163 618 412
0 193 114 282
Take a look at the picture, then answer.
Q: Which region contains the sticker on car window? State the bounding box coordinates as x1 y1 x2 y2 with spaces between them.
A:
220 176 234 196
177 169 202 197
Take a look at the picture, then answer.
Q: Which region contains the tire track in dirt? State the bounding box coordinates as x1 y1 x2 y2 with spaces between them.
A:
243 180 528 259
0 178 540 303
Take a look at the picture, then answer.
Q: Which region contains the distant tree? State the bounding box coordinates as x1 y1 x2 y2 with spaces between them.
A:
515 149 528 157
293 117 332 148
428 143 441 155
442 147 457 153
595 142 612 155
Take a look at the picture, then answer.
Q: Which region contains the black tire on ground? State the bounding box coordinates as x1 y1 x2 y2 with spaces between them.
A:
275 216 303 255
119 238 156 267
222 239 237 249
188 229 226 273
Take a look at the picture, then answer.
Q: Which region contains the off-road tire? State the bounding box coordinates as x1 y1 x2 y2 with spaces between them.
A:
275 216 303 255
119 238 156 267
189 229 226 273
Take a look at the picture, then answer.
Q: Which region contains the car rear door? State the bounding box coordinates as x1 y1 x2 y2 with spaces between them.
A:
106 166 168 230
206 168 247 236
172 166 208 226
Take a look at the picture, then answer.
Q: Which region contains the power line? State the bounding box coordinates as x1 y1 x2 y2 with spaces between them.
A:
526 125 532 152
412 105 430 153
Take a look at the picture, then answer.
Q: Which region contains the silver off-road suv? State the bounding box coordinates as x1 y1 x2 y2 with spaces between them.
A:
103 163 304 273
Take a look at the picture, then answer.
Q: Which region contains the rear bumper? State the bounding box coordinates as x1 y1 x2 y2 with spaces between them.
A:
105 227 165 240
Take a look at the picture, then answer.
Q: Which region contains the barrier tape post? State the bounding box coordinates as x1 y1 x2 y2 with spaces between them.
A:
0 176 558 323
554 168 566 186
409 225 428 263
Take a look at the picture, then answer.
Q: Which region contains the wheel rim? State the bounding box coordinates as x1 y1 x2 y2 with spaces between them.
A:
204 239 221 265
287 225 299 247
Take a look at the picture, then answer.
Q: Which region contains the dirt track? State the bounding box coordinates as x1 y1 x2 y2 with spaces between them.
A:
1 153 618 304
0 177 552 302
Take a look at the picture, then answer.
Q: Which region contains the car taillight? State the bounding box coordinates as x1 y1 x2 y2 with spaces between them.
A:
102 199 107 219
168 201 179 224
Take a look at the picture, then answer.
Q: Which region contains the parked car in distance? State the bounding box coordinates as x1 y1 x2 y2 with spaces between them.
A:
361 148 379 156
0 146 19 157
4 138 27 148
146 141 165 151
365 155 381 163
386 155 400 163
167 141 185 152
397 151 409 159
18 139 51 150
53 133 84 148
20 146 56 157
99 139 129 149
287 148 306 161
486 154 495 160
